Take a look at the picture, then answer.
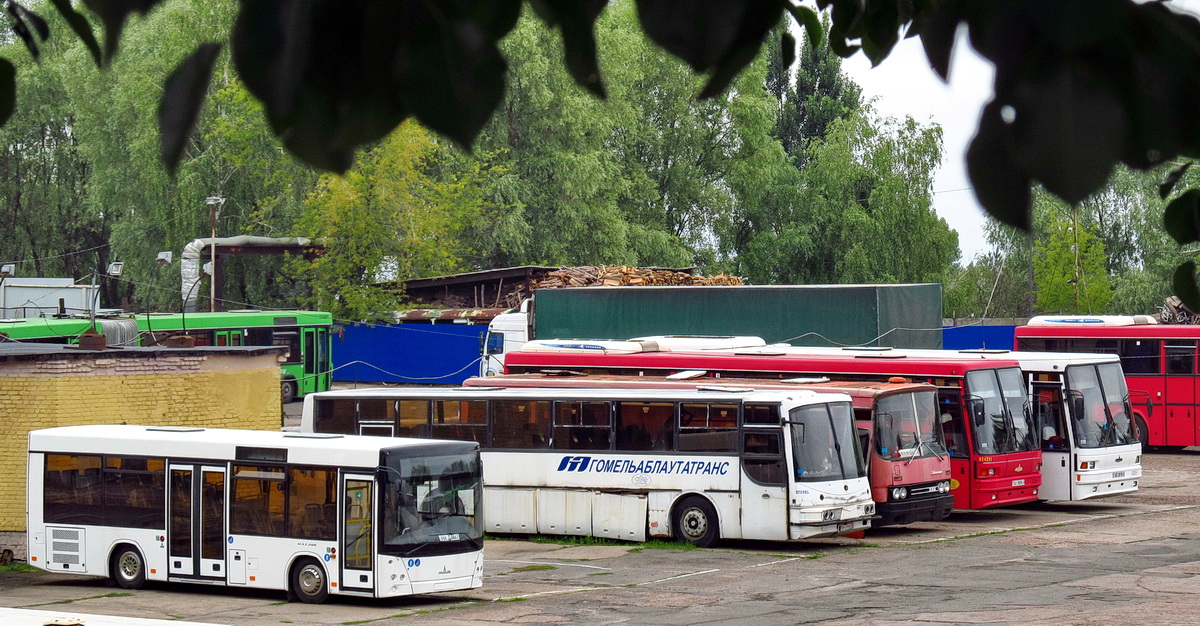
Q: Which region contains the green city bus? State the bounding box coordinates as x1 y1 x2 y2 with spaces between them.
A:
0 310 333 402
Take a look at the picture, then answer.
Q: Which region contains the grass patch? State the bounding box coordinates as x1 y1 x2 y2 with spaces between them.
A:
528 535 627 547
0 562 39 573
510 564 557 573
627 540 696 553
495 597 527 603
588 571 613 576
340 603 481 624
28 592 133 607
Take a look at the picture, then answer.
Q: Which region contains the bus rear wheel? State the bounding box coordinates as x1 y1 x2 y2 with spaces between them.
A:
673 496 719 548
281 378 297 405
111 545 145 590
289 558 329 604
1135 415 1149 450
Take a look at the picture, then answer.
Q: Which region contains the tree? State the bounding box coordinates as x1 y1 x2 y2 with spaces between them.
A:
292 121 507 320
1033 218 1112 314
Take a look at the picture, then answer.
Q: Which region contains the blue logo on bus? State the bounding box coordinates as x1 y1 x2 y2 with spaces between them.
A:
558 456 592 472
407 559 421 567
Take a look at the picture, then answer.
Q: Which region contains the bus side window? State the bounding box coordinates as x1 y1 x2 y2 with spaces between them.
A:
44 454 103 525
615 402 654 451
939 401 968 458
742 429 785 485
552 401 611 450
432 400 487 445
492 400 550 449
314 399 356 434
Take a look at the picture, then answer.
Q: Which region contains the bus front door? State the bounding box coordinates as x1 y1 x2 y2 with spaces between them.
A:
1163 342 1197 446
740 429 788 541
340 475 374 592
169 465 227 582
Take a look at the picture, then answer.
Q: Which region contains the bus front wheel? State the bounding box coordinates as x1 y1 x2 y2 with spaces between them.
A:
281 378 297 405
111 545 145 590
289 558 329 604
673 496 719 548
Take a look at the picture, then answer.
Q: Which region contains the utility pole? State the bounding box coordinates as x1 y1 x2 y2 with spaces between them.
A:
206 196 225 312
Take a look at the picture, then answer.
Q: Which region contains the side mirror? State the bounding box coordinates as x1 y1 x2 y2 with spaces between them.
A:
1070 396 1085 421
970 400 986 428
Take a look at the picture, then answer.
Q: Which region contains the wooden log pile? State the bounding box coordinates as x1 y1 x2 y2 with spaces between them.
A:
534 265 743 289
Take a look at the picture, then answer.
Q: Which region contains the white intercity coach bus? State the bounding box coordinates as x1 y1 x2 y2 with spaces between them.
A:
301 386 876 547
27 425 484 603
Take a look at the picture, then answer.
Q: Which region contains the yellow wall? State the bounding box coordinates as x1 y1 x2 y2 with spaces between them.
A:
0 353 281 531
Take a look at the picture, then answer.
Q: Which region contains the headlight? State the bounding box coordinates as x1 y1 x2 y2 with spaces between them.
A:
822 509 838 521
891 487 908 500
939 481 951 493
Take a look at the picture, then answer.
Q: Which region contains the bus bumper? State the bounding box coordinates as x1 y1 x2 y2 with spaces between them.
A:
874 494 955 527
790 516 873 540
1071 466 1141 500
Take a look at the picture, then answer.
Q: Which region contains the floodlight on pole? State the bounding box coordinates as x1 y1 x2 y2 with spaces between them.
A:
205 196 225 312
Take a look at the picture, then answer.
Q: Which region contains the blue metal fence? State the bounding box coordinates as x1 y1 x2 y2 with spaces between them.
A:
941 325 1017 351
332 323 485 385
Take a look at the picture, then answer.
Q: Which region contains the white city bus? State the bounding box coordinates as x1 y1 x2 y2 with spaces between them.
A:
301 387 875 547
27 425 484 603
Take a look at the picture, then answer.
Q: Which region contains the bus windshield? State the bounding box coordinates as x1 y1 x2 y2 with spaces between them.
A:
1066 363 1137 448
874 391 946 460
966 368 1037 454
380 446 483 557
788 401 866 482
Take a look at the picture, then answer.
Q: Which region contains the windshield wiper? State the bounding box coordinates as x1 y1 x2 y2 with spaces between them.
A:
909 437 944 464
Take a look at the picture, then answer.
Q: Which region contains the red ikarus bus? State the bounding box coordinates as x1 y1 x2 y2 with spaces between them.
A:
505 339 1042 510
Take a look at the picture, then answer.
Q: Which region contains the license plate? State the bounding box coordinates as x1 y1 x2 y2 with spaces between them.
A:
1112 471 1125 478
1012 478 1026 487
837 522 851 533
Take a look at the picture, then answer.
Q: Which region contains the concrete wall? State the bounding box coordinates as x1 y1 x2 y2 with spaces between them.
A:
0 348 283 531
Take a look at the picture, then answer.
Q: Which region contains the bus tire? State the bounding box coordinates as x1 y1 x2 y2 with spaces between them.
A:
672 496 719 548
1135 414 1149 451
281 378 297 405
111 544 146 590
289 557 329 604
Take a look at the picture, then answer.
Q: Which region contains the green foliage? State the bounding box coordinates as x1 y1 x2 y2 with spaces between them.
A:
1033 218 1112 314
293 121 508 320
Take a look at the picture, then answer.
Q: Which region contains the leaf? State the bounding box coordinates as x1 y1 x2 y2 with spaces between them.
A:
159 43 222 176
912 0 963 81
530 0 608 98
1174 261 1200 313
1008 57 1126 205
636 0 785 97
8 2 49 41
1160 162 1193 200
0 58 14 127
1163 188 1200 245
966 101 1032 230
780 31 795 70
8 6 39 61
786 5 823 49
391 7 510 148
80 0 166 63
49 0 103 67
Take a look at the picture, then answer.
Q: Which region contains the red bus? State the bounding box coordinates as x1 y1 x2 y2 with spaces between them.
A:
506 341 1042 510
1015 315 1190 448
465 373 955 526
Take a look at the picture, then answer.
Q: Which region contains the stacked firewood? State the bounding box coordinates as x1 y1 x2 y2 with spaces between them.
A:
534 265 743 289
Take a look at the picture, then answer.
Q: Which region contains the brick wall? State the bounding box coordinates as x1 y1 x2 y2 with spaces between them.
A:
0 351 281 531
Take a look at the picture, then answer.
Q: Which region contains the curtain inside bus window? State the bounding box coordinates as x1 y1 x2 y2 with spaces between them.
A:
398 400 430 436
615 402 673 451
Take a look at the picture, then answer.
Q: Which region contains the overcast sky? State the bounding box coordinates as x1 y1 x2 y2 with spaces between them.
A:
842 29 996 263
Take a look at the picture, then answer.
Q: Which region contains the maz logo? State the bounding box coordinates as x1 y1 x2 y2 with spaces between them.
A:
557 456 592 472
439 566 451 575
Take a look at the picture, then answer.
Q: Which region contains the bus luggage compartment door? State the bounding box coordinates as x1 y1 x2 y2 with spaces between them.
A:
592 492 646 542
